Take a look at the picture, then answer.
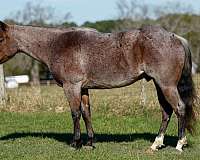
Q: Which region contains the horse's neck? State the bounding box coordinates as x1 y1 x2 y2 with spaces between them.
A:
11 25 59 66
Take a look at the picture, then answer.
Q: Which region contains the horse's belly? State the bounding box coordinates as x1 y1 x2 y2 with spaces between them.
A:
83 72 143 89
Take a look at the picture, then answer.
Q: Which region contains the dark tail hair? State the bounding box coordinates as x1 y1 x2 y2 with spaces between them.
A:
175 35 197 134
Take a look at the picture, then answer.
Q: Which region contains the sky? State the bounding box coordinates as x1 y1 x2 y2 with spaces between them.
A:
0 0 200 25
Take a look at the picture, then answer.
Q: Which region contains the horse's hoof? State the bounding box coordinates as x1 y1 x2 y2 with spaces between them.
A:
176 148 183 152
83 145 96 150
83 140 95 150
176 137 187 152
176 144 183 152
151 144 165 151
151 135 165 151
150 145 159 151
70 139 83 150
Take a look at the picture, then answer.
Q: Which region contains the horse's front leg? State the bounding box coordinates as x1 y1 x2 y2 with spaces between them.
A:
81 89 95 149
63 82 82 149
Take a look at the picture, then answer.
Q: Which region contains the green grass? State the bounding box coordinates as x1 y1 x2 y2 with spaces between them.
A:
0 111 199 159
0 76 199 160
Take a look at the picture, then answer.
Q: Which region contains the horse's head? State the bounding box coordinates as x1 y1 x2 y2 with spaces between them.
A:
0 21 18 64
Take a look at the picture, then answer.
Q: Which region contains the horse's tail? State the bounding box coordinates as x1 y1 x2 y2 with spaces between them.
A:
175 34 197 134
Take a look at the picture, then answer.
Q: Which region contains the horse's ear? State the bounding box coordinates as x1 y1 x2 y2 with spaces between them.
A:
0 21 9 31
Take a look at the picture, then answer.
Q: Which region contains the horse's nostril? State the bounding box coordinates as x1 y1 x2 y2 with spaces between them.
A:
0 38 3 42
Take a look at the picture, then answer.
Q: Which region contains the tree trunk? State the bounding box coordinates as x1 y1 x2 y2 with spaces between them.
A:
0 65 6 104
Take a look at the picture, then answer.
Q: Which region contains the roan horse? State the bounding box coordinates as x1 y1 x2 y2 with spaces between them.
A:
0 21 197 152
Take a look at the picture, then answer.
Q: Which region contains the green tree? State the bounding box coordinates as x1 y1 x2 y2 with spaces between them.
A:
82 20 123 33
62 22 77 28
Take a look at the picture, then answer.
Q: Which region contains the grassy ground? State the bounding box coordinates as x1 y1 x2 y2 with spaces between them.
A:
0 78 199 159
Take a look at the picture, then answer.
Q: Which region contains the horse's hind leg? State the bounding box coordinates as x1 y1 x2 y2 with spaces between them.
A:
81 89 95 149
63 82 82 149
151 82 173 151
153 84 187 152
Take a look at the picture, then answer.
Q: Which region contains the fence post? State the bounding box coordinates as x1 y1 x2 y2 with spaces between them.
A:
0 65 6 105
140 79 146 107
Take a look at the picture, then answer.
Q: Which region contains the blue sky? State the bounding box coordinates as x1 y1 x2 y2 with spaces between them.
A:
0 0 200 25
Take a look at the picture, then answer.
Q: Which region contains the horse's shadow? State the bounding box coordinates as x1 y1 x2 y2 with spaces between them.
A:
0 132 178 147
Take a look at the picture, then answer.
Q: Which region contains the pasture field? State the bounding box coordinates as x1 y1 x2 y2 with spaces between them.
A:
0 76 200 160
